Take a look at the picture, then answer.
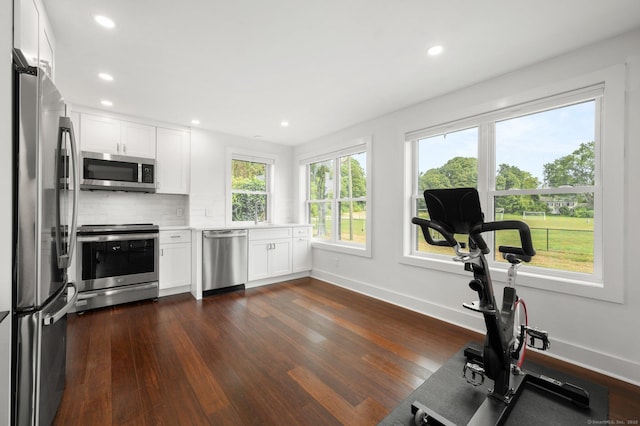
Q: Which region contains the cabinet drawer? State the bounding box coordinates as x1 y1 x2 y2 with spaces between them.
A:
249 227 292 241
160 230 191 244
293 226 311 237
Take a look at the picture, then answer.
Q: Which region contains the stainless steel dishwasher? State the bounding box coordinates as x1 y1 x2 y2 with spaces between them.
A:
202 229 248 294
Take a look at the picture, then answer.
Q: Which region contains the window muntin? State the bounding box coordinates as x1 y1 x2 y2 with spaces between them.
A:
231 159 270 222
408 94 601 280
305 148 368 248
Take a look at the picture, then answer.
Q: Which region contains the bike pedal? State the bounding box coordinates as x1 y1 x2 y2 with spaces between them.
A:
463 362 485 386
524 326 551 350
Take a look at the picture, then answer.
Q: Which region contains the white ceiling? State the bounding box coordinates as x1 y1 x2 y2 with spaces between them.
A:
46 0 640 146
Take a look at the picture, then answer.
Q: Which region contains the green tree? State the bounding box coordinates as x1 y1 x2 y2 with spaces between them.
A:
231 160 267 221
419 157 477 191
543 142 594 187
340 157 366 200
495 164 540 190
543 141 595 206
309 161 333 237
495 164 545 215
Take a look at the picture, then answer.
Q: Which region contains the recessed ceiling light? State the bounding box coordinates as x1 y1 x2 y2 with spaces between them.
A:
100 100 113 107
94 15 115 29
191 119 200 125
280 121 289 127
253 135 264 139
98 72 113 81
427 45 444 56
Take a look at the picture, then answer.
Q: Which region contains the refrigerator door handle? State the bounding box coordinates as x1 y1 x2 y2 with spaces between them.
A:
55 116 79 269
66 117 80 265
43 282 78 326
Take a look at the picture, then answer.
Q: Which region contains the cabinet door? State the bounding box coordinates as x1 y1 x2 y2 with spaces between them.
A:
269 239 292 277
39 16 54 78
80 114 120 154
159 243 191 289
292 237 311 272
156 128 190 194
14 0 39 67
120 121 156 158
248 241 270 281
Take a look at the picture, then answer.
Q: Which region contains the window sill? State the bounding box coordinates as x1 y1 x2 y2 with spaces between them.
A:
400 254 622 304
311 240 371 258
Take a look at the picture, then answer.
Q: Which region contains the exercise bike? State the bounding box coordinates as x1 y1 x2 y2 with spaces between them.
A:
410 188 589 426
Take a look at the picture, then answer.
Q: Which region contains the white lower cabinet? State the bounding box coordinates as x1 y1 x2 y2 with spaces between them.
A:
159 230 192 293
248 228 292 281
292 226 312 272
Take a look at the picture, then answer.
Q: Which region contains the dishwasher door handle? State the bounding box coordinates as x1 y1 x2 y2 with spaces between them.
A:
203 230 248 239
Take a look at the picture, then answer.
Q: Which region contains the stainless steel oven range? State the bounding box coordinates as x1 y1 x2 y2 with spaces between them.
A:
74 224 159 312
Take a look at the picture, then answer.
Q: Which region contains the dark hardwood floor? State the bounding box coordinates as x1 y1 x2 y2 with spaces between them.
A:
53 277 640 425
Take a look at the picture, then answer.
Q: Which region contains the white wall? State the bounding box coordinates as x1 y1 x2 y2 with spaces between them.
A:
189 128 294 227
295 29 640 385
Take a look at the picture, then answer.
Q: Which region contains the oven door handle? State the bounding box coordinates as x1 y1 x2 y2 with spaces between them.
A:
43 282 78 326
77 233 159 242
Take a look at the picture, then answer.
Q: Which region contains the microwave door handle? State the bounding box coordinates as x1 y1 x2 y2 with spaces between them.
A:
43 282 78 326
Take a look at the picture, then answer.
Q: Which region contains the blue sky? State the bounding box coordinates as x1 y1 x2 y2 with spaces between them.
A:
418 100 595 183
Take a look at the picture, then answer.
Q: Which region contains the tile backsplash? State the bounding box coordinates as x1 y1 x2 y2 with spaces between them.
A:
78 191 188 226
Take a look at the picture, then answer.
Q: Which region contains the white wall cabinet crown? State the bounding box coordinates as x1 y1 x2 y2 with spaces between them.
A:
156 128 190 194
80 114 156 158
159 230 192 296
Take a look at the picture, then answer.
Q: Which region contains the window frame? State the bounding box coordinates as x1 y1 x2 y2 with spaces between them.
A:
227 150 275 225
402 66 625 303
300 137 372 257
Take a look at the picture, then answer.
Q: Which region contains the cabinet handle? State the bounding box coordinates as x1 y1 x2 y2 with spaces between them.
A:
116 143 120 153
161 248 164 256
123 144 127 154
170 235 180 239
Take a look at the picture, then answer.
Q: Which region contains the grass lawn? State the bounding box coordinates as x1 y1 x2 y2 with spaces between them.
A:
313 212 595 273
415 213 594 273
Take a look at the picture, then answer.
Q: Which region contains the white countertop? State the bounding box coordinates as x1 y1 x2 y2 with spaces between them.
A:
161 223 311 232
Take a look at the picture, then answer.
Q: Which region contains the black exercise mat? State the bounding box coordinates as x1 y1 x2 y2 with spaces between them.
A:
378 342 608 425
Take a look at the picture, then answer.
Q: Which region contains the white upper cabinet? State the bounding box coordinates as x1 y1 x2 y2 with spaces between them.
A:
120 121 156 158
14 0 56 79
80 114 120 154
156 128 190 194
80 114 156 159
14 0 39 67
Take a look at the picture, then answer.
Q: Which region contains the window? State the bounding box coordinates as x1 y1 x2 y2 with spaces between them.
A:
493 101 597 274
230 155 273 223
404 75 625 303
302 139 371 255
413 127 478 256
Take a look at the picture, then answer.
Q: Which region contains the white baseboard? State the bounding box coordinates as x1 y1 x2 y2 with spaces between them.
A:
245 271 310 289
159 285 191 298
311 269 640 387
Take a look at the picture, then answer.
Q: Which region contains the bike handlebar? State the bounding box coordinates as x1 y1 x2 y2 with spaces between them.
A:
411 217 458 247
412 217 536 261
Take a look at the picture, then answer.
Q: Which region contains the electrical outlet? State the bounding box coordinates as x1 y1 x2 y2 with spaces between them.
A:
176 208 184 217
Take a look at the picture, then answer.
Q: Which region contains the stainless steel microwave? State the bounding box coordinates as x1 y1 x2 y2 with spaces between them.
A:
80 151 156 192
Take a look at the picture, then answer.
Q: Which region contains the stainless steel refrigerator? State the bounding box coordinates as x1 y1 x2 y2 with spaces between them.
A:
12 49 79 425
